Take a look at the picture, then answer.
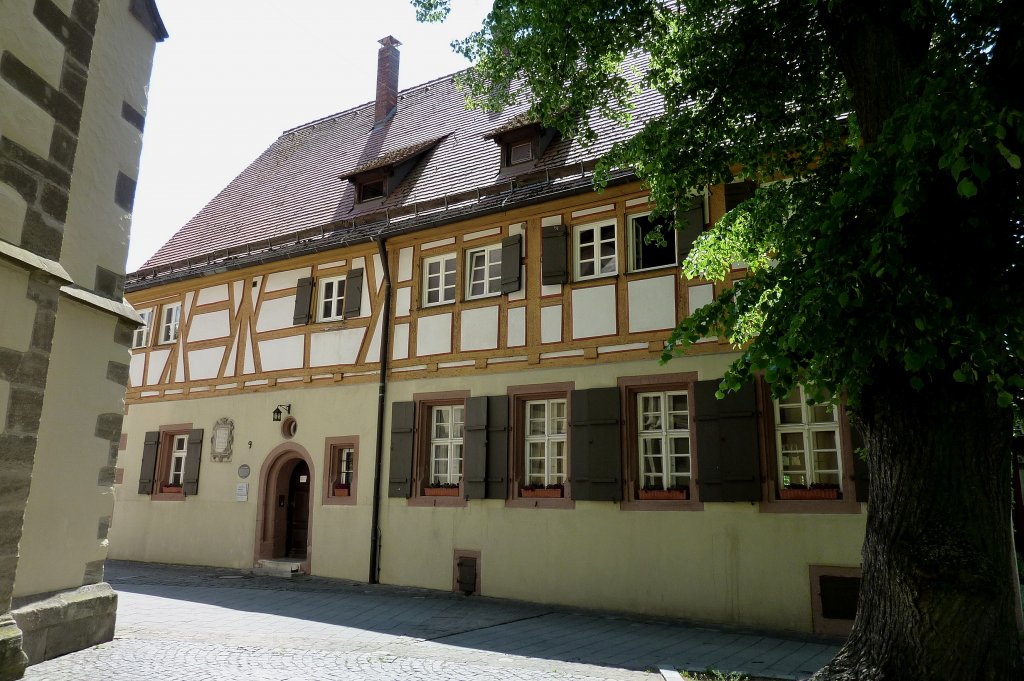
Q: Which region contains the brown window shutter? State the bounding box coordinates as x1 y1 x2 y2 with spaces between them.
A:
851 424 870 503
570 387 623 501
695 380 761 502
464 396 488 499
388 401 416 498
456 555 478 595
541 225 568 285
500 234 522 293
138 431 160 494
724 180 757 212
182 429 203 496
343 269 363 318
293 277 314 325
676 198 705 262
485 395 509 499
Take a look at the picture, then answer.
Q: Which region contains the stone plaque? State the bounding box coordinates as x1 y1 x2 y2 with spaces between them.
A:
238 464 250 479
211 418 234 462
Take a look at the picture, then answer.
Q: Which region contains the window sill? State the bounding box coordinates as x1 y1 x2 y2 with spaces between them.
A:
758 498 863 515
324 488 356 506
464 292 502 303
626 264 679 276
419 301 457 311
506 496 575 510
572 273 619 286
151 490 184 501
620 499 704 512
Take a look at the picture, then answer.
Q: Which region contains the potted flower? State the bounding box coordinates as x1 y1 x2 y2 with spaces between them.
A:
780 482 840 500
423 481 460 497
638 485 689 501
521 483 564 498
333 482 351 497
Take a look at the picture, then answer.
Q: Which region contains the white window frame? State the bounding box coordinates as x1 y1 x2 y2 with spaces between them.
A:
465 244 502 300
775 386 842 489
524 398 568 487
332 445 355 487
317 275 346 322
627 211 677 273
637 390 692 490
168 434 188 486
429 405 464 485
422 253 457 307
159 302 181 344
132 308 153 349
573 219 618 280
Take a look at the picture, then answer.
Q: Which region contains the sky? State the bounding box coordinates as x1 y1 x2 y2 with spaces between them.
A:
127 0 493 272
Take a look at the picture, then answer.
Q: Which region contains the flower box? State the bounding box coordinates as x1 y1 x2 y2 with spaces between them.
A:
160 485 182 494
333 485 351 497
521 487 563 499
780 487 839 500
423 486 460 497
638 488 688 501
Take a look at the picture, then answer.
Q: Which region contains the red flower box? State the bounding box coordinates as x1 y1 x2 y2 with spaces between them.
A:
160 485 182 494
423 486 460 497
638 488 689 501
333 486 350 497
521 487 563 498
780 487 839 500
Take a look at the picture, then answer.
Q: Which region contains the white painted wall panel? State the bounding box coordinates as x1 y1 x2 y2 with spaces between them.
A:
243 332 255 374
174 341 185 383
392 323 410 360
571 285 617 339
396 287 411 317
688 283 714 314
232 280 243 316
128 353 145 387
541 305 562 344
264 267 311 292
196 284 229 305
507 307 526 347
258 336 305 371
367 312 382 362
187 309 231 342
188 347 225 380
256 296 295 332
398 248 413 281
372 253 384 292
416 313 452 356
460 306 499 351
223 336 238 377
509 267 526 302
309 328 365 367
627 276 677 332
146 349 168 385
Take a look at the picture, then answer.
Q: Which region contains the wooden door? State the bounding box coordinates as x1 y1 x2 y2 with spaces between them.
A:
286 461 310 559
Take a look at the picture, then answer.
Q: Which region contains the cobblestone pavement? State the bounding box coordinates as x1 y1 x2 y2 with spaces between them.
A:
23 561 839 680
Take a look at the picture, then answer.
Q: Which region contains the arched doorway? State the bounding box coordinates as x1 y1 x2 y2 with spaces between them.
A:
255 444 314 572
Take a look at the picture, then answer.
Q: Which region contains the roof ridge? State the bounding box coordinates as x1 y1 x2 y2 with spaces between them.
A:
281 66 471 136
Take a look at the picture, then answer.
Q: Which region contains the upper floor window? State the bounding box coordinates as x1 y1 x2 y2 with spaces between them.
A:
574 220 617 280
507 141 533 165
159 302 181 344
168 434 188 487
524 398 567 488
775 386 842 498
357 178 385 202
628 212 676 272
637 390 691 495
423 253 456 306
465 245 502 299
429 405 464 486
317 275 346 322
132 308 153 348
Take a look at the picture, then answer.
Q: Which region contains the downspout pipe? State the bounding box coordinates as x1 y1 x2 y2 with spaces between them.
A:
369 235 392 584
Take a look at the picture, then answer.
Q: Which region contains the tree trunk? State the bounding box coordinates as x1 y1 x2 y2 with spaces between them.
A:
815 376 1023 680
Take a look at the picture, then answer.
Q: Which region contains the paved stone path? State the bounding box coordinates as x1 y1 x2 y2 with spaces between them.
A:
23 561 840 680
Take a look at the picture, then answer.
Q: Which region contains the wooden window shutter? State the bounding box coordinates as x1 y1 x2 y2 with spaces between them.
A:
182 428 204 496
293 277 314 325
851 424 870 503
724 181 757 211
676 198 705 262
695 380 761 502
485 395 509 499
570 387 623 501
388 401 416 498
464 396 488 499
500 234 522 293
138 431 160 494
343 268 363 318
541 225 568 285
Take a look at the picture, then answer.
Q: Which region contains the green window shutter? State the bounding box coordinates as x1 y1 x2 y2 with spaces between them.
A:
724 181 757 211
500 234 522 293
676 198 705 262
182 428 204 496
464 396 488 499
695 380 761 502
293 277 314 325
343 268 363 318
138 430 160 494
541 225 568 285
851 424 870 503
570 387 623 501
388 401 416 498
485 395 509 499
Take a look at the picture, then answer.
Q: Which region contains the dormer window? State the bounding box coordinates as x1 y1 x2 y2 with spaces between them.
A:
508 141 533 165
358 178 385 202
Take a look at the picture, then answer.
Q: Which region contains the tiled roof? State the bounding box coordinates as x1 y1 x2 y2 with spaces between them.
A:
134 52 662 280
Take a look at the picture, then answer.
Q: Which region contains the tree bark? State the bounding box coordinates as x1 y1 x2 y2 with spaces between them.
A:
814 375 1023 680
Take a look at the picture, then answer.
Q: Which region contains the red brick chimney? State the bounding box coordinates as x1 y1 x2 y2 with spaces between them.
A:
374 36 402 125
